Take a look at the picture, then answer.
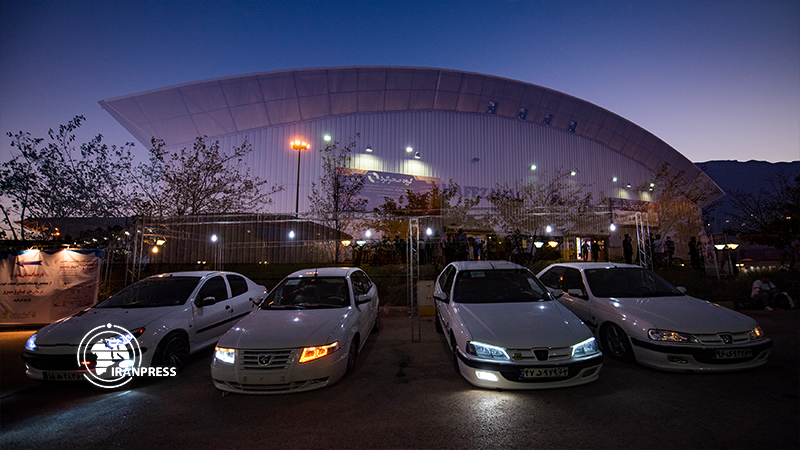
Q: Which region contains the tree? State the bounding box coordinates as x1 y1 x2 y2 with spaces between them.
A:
371 180 482 238
726 170 799 261
487 168 595 237
642 164 720 250
307 135 368 263
1 116 136 240
133 136 282 217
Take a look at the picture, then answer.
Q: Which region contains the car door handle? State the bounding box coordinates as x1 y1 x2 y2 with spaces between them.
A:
225 305 231 310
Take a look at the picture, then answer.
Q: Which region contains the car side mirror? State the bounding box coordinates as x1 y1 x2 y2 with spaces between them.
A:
433 291 448 302
567 288 588 300
548 288 564 299
356 294 371 305
196 296 216 307
676 286 687 294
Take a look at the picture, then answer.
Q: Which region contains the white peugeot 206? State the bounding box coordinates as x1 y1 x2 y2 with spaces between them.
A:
211 267 380 394
434 261 603 390
22 271 266 382
537 262 772 371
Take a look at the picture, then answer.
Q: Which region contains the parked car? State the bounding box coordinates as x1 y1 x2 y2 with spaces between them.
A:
434 261 603 389
22 271 266 382
537 262 772 371
211 267 380 394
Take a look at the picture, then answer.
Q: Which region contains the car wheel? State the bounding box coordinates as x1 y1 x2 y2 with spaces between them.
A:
372 311 381 333
153 333 190 371
345 336 359 375
450 334 460 374
602 323 635 362
435 312 443 334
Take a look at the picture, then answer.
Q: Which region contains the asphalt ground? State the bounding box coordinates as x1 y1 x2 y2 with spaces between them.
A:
1 308 798 450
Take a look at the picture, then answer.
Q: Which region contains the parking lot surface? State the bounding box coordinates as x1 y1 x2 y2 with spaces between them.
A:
1 309 798 449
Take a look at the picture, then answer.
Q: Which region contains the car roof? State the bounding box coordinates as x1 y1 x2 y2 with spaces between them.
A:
543 262 642 271
285 267 362 278
449 260 526 271
146 271 242 278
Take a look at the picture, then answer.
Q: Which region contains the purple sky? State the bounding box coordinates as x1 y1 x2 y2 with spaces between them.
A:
1 0 798 165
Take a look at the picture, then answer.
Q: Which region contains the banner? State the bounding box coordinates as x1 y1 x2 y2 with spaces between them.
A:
610 198 659 226
0 249 101 324
345 169 440 209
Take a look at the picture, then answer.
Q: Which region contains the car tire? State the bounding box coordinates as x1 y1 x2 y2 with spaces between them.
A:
450 333 460 374
372 311 381 333
601 323 635 362
345 336 359 375
435 312 443 334
153 333 190 371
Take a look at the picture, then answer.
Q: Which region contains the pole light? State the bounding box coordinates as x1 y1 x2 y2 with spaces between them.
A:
290 140 310 215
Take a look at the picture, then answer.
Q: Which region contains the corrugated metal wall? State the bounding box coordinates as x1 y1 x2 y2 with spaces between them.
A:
196 110 656 216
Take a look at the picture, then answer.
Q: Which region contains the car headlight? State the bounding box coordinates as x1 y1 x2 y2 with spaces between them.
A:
749 326 766 340
299 342 340 364
648 329 698 343
214 347 236 365
571 337 600 357
466 341 510 360
25 333 38 351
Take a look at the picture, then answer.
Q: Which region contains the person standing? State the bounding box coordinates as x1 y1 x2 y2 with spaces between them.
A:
688 236 701 271
623 234 633 264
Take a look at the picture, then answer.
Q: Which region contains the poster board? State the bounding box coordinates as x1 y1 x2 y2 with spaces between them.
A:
0 249 101 325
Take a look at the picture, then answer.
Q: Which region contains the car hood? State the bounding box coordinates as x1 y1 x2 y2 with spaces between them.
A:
609 295 757 333
218 308 351 349
33 307 178 346
455 301 592 349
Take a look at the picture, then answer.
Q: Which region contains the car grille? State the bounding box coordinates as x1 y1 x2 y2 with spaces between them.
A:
23 351 93 371
215 378 329 393
239 349 293 371
506 347 572 362
692 331 751 345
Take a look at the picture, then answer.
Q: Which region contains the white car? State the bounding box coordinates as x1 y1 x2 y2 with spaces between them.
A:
211 267 380 394
537 262 773 372
434 261 603 390
22 271 266 382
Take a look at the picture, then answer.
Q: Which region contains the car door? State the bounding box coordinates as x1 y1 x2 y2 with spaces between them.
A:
433 264 457 333
560 268 595 328
350 270 377 337
225 274 255 322
191 275 232 346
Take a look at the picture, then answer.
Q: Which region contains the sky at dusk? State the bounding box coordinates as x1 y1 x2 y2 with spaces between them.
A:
1 0 798 165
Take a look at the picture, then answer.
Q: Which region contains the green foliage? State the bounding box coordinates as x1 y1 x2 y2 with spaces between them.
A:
134 136 282 216
1 116 136 239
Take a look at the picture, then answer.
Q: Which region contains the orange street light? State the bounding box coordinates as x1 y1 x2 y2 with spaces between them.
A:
290 140 310 215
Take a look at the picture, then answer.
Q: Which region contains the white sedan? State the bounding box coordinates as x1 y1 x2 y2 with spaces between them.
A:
434 261 603 390
537 262 772 372
211 267 380 394
22 271 266 382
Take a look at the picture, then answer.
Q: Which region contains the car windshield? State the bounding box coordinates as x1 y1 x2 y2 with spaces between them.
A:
584 268 683 298
260 277 350 309
452 269 550 303
96 276 201 308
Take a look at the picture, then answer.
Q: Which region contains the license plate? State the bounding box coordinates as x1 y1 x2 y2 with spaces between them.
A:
714 349 752 360
520 367 568 378
43 372 85 381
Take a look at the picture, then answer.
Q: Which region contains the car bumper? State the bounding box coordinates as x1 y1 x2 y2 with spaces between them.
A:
630 338 772 372
211 347 349 394
456 350 603 389
22 346 152 381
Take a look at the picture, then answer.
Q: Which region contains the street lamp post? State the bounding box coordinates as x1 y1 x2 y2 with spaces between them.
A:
290 140 310 216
